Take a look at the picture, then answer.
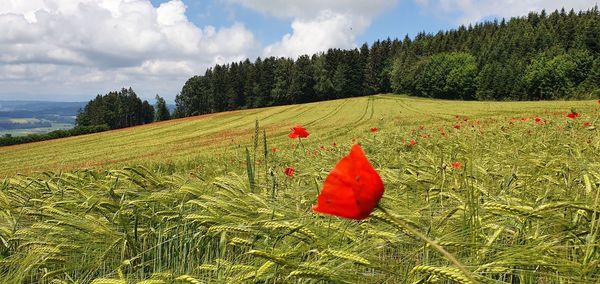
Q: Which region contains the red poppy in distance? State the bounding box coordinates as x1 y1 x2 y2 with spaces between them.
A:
313 144 384 220
583 121 591 127
288 125 310 138
450 162 463 169
453 124 461 129
284 167 295 177
566 112 580 119
370 127 378 132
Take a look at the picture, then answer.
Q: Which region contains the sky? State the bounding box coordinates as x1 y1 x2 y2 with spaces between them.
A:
1 0 598 103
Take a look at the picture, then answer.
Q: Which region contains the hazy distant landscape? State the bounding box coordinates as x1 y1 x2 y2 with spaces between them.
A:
0 101 85 136
0 100 176 137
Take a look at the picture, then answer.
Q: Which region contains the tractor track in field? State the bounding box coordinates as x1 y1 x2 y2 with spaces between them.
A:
304 99 349 127
263 100 349 141
393 97 453 122
106 108 267 147
174 104 303 146
312 96 375 144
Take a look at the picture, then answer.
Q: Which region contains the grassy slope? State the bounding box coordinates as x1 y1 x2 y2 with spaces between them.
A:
0 94 595 177
1 94 599 283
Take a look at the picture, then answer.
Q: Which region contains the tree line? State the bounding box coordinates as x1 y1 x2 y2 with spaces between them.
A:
76 88 170 129
0 89 172 147
174 7 600 117
0 125 110 147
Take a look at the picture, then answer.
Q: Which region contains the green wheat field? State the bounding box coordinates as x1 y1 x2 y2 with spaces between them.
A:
1 94 599 283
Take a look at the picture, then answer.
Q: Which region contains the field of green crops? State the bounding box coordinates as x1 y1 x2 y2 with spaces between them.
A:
1 94 599 283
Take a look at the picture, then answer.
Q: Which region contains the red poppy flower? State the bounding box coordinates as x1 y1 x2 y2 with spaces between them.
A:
271 147 277 153
370 127 378 132
450 162 463 169
597 99 600 104
453 124 461 129
566 112 580 119
284 167 295 177
409 140 417 146
288 125 310 138
535 117 541 123
312 144 384 220
583 121 591 127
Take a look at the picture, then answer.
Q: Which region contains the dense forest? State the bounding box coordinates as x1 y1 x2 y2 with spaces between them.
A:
76 88 156 129
174 7 600 117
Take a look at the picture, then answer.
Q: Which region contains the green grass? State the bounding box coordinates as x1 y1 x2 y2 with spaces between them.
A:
0 94 599 283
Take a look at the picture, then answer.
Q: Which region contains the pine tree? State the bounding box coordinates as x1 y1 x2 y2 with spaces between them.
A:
288 55 315 103
154 95 170 122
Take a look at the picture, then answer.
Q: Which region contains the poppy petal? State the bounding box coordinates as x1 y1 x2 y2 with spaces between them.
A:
313 144 384 220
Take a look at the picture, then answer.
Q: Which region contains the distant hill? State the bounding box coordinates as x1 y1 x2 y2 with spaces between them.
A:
0 100 86 119
0 94 596 176
0 100 86 134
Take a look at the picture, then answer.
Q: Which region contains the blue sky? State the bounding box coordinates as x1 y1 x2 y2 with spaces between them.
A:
1 0 598 102
149 0 454 47
151 0 457 45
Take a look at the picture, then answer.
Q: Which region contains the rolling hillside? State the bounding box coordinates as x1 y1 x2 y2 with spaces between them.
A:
0 94 595 177
1 94 599 283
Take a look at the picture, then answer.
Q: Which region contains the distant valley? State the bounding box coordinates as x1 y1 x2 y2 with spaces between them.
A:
0 101 86 136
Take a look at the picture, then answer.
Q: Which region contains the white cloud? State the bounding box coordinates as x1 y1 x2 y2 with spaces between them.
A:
0 0 258 101
0 0 403 101
228 0 397 19
416 0 599 24
231 0 398 58
264 11 369 57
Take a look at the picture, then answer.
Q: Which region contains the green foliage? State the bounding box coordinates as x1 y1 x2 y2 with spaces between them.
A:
270 58 294 105
476 58 526 100
154 95 171 122
76 88 154 129
524 51 578 99
414 52 478 100
175 75 213 117
288 55 315 103
312 55 334 100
